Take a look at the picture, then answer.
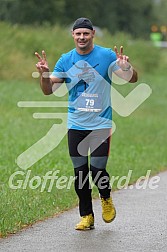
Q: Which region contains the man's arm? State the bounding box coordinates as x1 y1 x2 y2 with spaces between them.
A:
113 46 138 83
129 69 138 83
40 74 63 95
35 50 64 95
114 65 138 83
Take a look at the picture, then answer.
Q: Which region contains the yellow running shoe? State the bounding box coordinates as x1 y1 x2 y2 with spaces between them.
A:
75 213 94 230
101 197 116 223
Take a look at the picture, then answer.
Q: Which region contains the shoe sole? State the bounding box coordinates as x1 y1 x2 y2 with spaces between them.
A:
75 225 95 231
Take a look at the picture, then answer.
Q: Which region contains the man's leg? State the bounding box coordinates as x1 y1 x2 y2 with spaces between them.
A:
89 128 116 223
89 128 111 198
68 129 93 217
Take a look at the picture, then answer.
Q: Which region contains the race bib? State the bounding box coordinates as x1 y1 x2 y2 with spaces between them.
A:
77 93 102 112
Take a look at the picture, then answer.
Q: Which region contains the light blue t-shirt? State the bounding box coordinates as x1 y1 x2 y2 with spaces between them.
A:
52 45 119 130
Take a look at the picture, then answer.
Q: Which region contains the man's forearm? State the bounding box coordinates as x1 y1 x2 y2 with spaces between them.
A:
129 69 138 83
115 65 138 83
121 67 138 83
40 75 53 95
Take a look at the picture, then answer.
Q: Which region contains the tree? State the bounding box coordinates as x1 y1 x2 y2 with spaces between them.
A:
101 0 155 37
152 0 167 25
63 0 155 38
0 0 65 25
0 0 156 38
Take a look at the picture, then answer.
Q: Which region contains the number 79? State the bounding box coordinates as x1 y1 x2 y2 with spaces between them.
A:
86 99 94 107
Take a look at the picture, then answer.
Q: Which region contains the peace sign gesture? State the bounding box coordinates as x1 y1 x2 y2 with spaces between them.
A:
114 46 131 71
35 50 49 74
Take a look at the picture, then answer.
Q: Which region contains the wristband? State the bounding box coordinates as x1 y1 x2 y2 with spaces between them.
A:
122 64 131 71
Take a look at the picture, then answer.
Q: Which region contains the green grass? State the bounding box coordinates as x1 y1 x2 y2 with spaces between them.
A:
0 22 167 237
0 72 167 237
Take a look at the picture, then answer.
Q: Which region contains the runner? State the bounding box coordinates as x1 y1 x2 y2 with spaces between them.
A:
35 17 138 230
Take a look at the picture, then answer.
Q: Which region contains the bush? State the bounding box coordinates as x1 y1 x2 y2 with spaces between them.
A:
0 22 166 80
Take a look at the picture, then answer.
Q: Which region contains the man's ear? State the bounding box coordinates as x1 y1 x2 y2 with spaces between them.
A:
71 31 74 38
92 30 95 38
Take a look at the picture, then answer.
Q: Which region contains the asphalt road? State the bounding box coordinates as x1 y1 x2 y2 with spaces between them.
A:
0 171 167 252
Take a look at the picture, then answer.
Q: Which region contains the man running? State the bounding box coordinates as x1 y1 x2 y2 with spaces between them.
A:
35 17 138 230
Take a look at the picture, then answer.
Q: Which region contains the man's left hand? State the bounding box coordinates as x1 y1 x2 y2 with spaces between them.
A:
114 46 131 71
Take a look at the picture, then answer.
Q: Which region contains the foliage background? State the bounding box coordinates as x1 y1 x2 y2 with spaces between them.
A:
0 0 167 238
1 0 167 38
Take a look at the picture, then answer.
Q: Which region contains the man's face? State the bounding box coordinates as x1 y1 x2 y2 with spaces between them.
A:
72 28 95 52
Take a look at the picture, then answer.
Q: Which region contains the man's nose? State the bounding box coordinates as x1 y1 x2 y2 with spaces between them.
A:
79 33 84 39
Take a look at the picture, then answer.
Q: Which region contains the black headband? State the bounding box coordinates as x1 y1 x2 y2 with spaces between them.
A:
73 18 93 31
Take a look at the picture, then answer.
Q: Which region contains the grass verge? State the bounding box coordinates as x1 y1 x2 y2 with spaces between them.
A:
0 71 167 237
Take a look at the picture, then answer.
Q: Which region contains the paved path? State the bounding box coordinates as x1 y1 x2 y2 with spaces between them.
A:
0 171 167 252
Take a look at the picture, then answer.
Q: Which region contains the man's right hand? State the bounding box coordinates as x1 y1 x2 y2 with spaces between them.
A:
35 50 49 75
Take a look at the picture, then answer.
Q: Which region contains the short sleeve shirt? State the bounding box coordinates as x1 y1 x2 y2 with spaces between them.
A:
52 45 119 130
